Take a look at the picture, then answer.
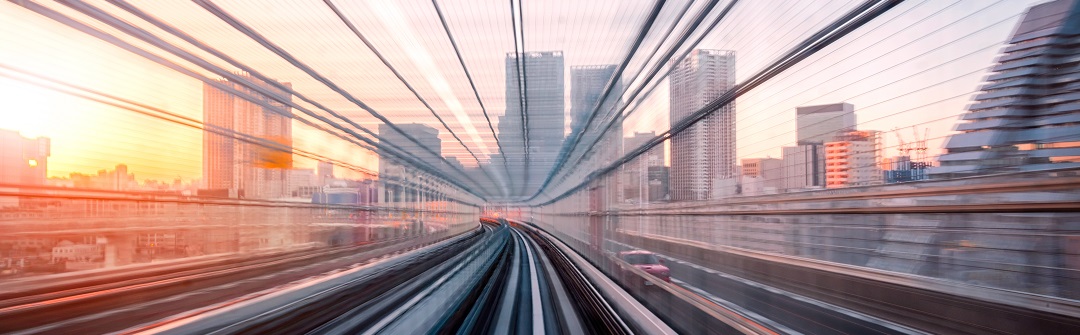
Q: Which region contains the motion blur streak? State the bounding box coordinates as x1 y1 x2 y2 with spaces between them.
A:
2 0 1080 334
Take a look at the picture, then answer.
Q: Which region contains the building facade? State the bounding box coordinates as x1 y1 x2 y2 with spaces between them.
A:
781 102 858 191
203 75 292 199
741 158 782 195
824 130 883 188
669 49 736 201
570 65 620 134
796 103 856 145
933 0 1080 178
781 144 825 191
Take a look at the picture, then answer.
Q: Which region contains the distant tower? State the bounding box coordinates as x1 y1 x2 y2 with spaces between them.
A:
203 75 292 199
933 0 1080 178
571 64 624 202
500 51 565 198
669 49 736 201
570 65 620 134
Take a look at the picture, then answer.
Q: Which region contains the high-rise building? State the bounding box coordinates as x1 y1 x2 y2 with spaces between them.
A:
570 65 620 134
572 65 624 203
203 75 292 199
824 130 883 188
796 103 856 145
669 49 736 201
0 129 49 187
933 0 1080 178
500 51 565 197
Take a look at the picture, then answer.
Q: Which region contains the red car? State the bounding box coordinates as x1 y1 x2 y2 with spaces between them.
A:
618 250 671 287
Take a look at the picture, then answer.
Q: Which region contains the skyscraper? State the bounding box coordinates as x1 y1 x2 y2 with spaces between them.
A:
203 75 292 199
571 64 624 203
669 49 736 201
570 65 620 133
500 51 565 197
933 0 1080 178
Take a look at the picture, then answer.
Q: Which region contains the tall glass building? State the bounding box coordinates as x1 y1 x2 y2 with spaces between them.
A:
499 51 565 198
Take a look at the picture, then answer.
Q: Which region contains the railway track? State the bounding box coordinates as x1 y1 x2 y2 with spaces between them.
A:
137 220 667 335
0 229 475 334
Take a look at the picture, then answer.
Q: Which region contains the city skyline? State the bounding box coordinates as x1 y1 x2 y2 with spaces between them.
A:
0 1 1061 199
2 2 1078 332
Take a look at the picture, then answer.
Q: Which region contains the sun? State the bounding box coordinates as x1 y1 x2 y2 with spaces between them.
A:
0 76 59 138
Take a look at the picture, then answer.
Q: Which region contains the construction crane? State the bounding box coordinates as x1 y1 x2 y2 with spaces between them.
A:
893 128 910 157
912 127 929 163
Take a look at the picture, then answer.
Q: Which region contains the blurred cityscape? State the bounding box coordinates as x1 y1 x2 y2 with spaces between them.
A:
1 0 1079 333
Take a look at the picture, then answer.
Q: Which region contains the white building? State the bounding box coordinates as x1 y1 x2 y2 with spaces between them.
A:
669 49 736 201
741 158 782 195
52 240 103 262
317 161 334 185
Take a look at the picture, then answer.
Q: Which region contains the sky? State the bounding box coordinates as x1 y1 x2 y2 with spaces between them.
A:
0 0 1050 190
